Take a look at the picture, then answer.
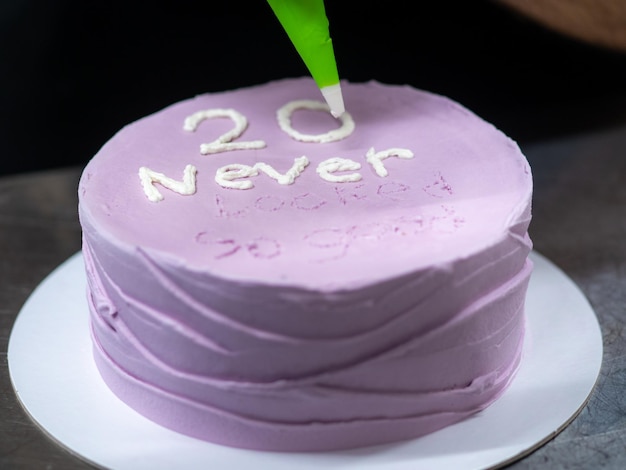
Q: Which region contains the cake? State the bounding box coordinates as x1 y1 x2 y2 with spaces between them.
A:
78 77 533 452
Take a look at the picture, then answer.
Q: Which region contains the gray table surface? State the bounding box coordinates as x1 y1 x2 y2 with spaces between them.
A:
1 121 625 469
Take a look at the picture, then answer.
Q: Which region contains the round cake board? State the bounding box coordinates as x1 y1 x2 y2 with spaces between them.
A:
8 251 602 470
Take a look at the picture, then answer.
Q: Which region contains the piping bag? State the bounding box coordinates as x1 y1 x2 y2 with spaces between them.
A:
267 0 345 118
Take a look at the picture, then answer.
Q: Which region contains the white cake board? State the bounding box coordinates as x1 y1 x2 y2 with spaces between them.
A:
8 251 603 470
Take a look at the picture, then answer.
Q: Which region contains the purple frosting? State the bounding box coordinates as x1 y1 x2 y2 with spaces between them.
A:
79 78 533 451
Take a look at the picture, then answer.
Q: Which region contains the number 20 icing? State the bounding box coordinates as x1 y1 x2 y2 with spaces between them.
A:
139 100 413 202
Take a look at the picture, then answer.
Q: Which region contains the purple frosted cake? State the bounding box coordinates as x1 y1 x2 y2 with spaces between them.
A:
78 77 533 451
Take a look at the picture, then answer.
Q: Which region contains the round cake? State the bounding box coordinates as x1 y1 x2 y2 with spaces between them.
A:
78 77 533 451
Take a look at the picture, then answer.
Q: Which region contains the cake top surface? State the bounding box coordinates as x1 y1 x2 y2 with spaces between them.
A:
79 78 531 290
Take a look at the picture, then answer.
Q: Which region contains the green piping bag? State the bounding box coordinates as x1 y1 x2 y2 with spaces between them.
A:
267 0 345 117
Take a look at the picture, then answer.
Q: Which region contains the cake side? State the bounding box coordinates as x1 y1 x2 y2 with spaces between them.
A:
78 78 533 451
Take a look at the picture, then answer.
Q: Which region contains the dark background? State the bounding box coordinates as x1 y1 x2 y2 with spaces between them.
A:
2 0 626 176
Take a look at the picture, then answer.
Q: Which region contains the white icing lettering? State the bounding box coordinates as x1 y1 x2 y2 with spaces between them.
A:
138 99 424 200
183 108 266 155
316 158 362 183
365 147 414 177
277 100 355 143
254 156 310 185
215 164 258 190
215 157 310 190
138 164 197 202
